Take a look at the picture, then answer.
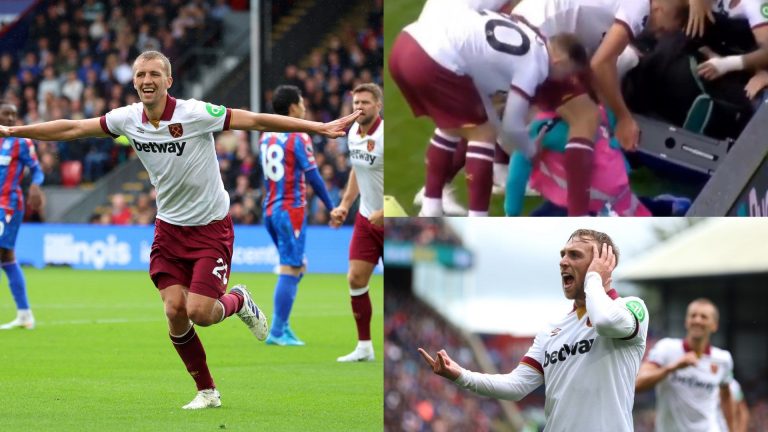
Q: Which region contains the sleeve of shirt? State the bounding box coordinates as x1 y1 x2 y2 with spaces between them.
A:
584 272 647 340
499 90 534 158
100 106 131 138
647 338 672 367
743 0 768 29
20 139 44 185
192 99 233 134
721 352 734 386
614 0 650 40
293 134 317 172
454 333 545 401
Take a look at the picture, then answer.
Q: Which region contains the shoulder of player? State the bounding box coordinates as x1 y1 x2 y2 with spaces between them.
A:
651 337 680 353
709 346 733 362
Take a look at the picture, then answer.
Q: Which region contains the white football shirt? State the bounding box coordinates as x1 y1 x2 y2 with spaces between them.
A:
404 6 550 101
513 0 649 56
647 337 734 432
713 0 768 29
347 116 383 218
100 95 231 226
455 272 649 432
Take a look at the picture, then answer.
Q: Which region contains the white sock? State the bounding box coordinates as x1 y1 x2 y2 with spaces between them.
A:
18 309 32 319
493 162 509 186
421 197 442 216
468 210 488 217
357 340 373 350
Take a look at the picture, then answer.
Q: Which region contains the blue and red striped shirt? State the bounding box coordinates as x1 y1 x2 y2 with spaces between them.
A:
0 137 44 217
260 132 317 216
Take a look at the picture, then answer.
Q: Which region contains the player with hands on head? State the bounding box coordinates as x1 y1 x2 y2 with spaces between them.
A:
419 229 649 431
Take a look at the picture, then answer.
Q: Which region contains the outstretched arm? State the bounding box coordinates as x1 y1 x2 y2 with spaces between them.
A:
330 169 359 226
229 109 361 138
0 118 107 141
418 348 543 401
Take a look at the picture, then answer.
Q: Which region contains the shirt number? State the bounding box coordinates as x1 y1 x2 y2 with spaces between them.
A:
261 143 285 182
480 11 531 56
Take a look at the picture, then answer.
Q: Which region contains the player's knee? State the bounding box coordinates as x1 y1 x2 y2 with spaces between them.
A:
164 300 187 323
347 271 368 289
186 304 213 327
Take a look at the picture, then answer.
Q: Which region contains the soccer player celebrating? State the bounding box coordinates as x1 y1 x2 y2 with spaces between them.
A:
330 84 383 362
260 85 336 346
0 51 360 409
636 298 735 432
419 230 649 431
0 101 43 330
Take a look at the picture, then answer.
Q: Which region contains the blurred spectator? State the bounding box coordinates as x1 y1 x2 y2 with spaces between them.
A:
109 193 132 225
133 192 157 225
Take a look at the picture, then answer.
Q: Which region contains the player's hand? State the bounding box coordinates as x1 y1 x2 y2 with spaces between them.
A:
27 184 43 211
418 348 462 381
745 71 768 100
368 209 383 228
615 115 640 152
317 110 362 138
329 206 348 228
686 0 715 38
587 243 616 291
671 351 699 371
697 56 744 81
0 125 10 138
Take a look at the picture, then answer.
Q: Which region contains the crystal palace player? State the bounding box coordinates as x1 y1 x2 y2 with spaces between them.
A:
259 85 335 346
636 298 735 432
0 51 360 409
331 84 383 362
420 230 649 431
0 101 43 330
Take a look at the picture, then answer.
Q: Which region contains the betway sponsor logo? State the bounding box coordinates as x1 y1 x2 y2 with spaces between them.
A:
543 338 595 367
44 234 131 270
670 373 716 392
350 149 377 166
133 139 186 156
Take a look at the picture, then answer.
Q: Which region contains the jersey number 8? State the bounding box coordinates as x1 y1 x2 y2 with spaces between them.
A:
262 144 285 182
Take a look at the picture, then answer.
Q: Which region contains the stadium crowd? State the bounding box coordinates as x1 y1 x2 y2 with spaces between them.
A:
7 0 382 226
385 289 506 432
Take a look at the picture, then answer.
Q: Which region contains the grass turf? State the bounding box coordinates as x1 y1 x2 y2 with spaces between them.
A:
384 0 697 216
0 268 382 432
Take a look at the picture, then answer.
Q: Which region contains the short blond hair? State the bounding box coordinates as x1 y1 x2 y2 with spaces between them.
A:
133 50 172 77
352 83 382 102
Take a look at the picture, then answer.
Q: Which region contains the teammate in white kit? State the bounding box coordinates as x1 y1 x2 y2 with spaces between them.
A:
390 1 592 216
330 84 384 362
636 298 735 432
0 51 360 409
419 229 649 431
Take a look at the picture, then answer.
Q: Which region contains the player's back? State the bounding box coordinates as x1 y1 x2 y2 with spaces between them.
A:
260 131 315 216
514 0 619 55
404 8 549 98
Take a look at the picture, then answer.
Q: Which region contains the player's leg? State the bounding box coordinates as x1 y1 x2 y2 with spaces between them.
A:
413 136 469 216
338 213 382 362
266 210 306 346
159 281 220 409
0 212 34 330
459 121 497 217
337 259 377 362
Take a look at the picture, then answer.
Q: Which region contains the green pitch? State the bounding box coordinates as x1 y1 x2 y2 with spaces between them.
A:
384 0 697 216
0 268 382 432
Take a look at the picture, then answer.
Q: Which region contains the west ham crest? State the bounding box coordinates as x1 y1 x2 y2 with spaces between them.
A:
366 139 375 152
711 363 719 374
169 123 183 138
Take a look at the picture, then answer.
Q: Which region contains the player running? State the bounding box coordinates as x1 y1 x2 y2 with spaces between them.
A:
390 1 591 216
0 101 43 330
260 85 335 346
420 229 649 431
0 51 360 409
330 84 383 362
636 298 735 432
